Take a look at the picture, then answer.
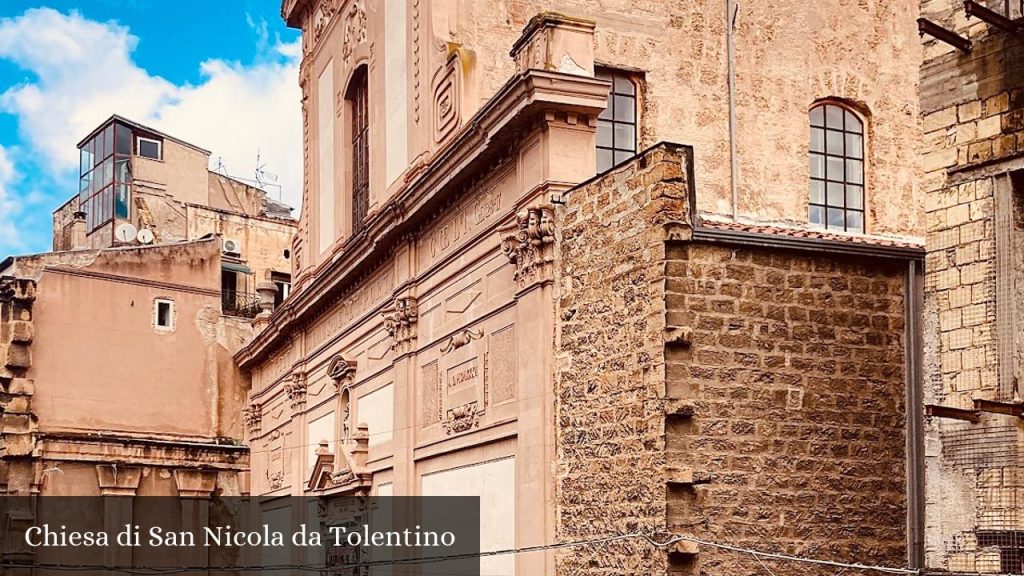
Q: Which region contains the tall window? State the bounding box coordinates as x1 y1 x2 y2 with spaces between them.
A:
349 67 370 235
596 70 637 173
809 103 864 232
79 121 132 233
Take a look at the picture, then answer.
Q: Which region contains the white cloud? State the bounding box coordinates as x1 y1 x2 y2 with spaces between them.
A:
0 8 303 212
0 144 20 249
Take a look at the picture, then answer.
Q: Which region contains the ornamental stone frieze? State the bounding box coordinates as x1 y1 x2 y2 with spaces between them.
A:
443 402 481 435
284 371 308 411
382 297 418 353
341 0 367 62
499 205 556 288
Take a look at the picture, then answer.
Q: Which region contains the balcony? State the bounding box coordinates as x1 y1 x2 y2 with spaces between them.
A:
222 290 261 318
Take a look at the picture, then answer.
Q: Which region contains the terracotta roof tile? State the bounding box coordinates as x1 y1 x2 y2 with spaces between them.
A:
698 219 923 250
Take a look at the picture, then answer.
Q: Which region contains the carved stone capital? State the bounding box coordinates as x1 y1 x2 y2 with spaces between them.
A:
284 372 308 411
96 465 142 496
382 297 418 353
326 355 358 391
243 403 262 435
499 205 556 288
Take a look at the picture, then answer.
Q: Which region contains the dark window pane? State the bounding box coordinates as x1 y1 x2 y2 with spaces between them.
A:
613 75 635 95
826 129 844 155
825 105 844 129
89 137 99 167
138 138 161 160
846 185 864 209
597 148 613 172
101 125 113 160
827 181 844 206
79 173 91 201
810 127 824 153
810 106 825 127
846 133 863 159
613 95 635 123
99 157 113 189
80 147 93 175
614 123 635 150
826 156 844 181
597 121 612 147
827 207 845 228
845 110 863 134
846 211 864 232
809 205 825 226
115 123 132 155
810 180 824 204
115 184 130 219
349 66 369 234
115 158 130 183
846 159 863 184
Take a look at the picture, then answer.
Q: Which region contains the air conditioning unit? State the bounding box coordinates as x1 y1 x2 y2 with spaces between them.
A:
222 238 242 256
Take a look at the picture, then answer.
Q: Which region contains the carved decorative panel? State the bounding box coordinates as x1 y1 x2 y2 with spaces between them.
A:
422 361 440 426
432 59 460 143
489 325 517 406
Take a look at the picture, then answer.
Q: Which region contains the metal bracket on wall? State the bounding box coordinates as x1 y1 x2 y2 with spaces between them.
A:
917 18 973 52
925 404 982 422
974 398 1024 417
964 1 1023 35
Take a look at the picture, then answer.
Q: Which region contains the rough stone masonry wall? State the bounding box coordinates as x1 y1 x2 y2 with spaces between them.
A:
665 244 908 575
920 1 1024 570
554 143 691 575
0 277 37 494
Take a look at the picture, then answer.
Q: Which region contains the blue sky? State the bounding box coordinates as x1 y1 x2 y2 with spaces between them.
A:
0 1 302 256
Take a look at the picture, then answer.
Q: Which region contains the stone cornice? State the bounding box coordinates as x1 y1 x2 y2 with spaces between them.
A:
235 69 609 369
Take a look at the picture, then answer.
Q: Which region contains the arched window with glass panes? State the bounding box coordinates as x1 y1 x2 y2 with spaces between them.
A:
809 103 864 232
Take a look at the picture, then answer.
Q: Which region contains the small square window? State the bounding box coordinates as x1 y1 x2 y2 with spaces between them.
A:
154 299 174 331
137 137 162 160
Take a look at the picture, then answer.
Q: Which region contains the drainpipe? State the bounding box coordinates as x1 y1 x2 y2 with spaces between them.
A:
905 260 925 570
727 0 740 221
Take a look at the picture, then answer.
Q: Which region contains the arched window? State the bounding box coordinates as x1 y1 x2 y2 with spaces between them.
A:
348 66 370 235
809 103 864 232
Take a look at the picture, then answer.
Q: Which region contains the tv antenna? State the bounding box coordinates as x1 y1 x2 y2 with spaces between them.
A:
255 149 282 200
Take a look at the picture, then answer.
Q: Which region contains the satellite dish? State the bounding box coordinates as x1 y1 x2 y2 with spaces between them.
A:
114 223 138 243
136 228 154 245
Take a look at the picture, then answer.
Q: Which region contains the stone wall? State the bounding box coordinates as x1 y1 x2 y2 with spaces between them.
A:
0 277 37 494
920 2 1024 570
554 143 692 575
665 243 908 574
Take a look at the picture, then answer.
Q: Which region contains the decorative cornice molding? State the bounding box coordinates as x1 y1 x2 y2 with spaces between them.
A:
235 70 608 369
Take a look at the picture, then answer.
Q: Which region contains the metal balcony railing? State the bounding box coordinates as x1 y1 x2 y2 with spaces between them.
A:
222 290 262 318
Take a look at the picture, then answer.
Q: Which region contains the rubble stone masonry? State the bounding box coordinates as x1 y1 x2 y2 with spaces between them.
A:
554 144 910 575
920 1 1024 570
665 245 908 574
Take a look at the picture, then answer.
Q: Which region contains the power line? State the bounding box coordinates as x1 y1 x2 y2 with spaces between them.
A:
0 531 922 574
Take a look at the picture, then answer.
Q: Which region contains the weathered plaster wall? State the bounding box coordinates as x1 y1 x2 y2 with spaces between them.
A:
432 0 921 235
24 241 246 440
186 205 294 284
